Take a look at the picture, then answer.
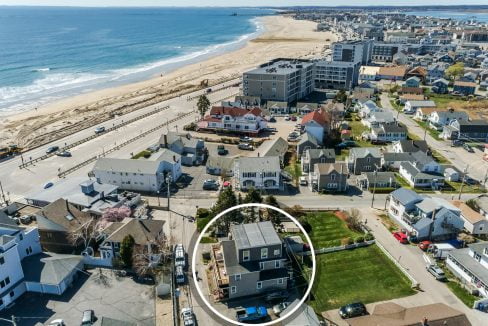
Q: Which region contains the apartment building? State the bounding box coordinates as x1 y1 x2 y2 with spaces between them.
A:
243 59 315 103
332 39 374 65
314 60 360 90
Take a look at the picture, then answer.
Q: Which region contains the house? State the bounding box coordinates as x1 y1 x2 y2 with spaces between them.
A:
301 148 335 173
428 109 469 130
362 111 395 128
92 150 182 193
356 172 398 190
403 76 421 88
98 219 165 266
431 78 449 94
405 66 427 82
398 87 423 96
453 81 477 95
371 123 408 142
403 100 436 114
35 198 92 254
441 119 488 141
297 132 320 156
297 102 319 115
347 148 382 175
266 101 289 115
382 152 418 170
427 64 447 84
444 168 460 182
461 72 477 83
347 302 471 326
413 107 438 121
378 66 407 81
394 140 429 153
388 188 463 240
309 162 348 192
358 100 381 118
398 152 444 189
446 242 488 298
452 201 488 236
301 111 328 145
234 156 281 191
399 93 425 104
211 221 288 299
254 137 288 165
436 53 455 63
206 156 235 176
159 131 205 166
197 106 267 134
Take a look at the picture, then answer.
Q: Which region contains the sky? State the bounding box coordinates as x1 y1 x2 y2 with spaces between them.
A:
0 0 486 7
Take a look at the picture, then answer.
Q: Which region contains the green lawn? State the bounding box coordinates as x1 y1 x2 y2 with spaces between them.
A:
428 93 467 108
443 181 486 194
304 212 363 248
414 119 441 140
390 99 402 112
310 245 416 312
446 281 477 308
431 150 451 164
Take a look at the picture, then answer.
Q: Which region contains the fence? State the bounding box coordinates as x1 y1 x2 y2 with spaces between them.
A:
58 110 195 178
375 240 419 288
298 240 376 256
18 104 170 169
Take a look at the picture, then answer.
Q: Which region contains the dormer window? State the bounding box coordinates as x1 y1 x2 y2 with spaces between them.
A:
243 250 250 262
261 248 268 259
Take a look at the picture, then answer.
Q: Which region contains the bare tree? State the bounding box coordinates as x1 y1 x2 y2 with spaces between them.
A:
132 235 172 277
345 208 363 233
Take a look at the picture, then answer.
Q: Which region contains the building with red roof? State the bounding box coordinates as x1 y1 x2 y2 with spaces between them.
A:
197 105 267 134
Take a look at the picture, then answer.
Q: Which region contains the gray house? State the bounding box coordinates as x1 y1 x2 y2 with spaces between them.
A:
211 221 288 300
297 133 320 156
255 137 288 165
357 172 398 190
206 155 235 176
301 148 335 173
309 162 348 192
159 131 205 166
347 147 382 175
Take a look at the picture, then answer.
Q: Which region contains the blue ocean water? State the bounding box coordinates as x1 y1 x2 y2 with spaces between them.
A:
0 7 271 113
406 10 488 23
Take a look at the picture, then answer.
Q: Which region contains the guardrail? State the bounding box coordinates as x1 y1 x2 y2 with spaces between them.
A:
18 104 170 169
57 110 195 178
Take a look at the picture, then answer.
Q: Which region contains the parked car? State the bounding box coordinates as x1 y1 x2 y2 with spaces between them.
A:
465 177 480 185
284 115 291 121
147 144 160 152
418 240 432 251
239 136 253 143
268 116 276 123
48 320 66 326
236 306 268 322
265 127 277 132
272 302 290 316
238 143 254 151
463 144 474 153
133 274 155 285
94 126 106 134
299 176 308 186
43 182 54 189
181 307 196 326
371 139 387 145
81 310 95 325
265 290 289 303
217 145 228 155
290 116 297 121
46 146 59 154
203 179 219 190
338 302 367 319
19 215 32 225
451 140 464 147
56 150 72 157
426 264 446 281
393 231 409 244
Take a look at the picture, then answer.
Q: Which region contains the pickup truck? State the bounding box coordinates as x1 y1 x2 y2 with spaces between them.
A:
235 306 268 322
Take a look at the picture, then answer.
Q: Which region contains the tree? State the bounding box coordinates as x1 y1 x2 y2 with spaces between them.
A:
211 186 239 234
446 62 464 80
244 188 263 204
465 199 480 212
285 205 305 218
120 235 135 268
345 208 363 232
132 236 170 277
264 195 282 229
335 90 348 103
197 94 211 119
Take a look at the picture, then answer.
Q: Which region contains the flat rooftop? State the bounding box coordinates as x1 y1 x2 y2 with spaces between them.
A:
245 60 314 75
231 221 282 250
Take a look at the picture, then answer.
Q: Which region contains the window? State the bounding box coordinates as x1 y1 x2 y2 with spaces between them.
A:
5 277 10 285
19 233 23 241
275 260 280 268
278 278 284 285
235 274 241 281
260 262 264 270
256 282 262 290
261 248 268 259
242 250 250 262
9 291 14 298
0 299 3 306
274 249 280 256
0 256 4 265
231 286 237 294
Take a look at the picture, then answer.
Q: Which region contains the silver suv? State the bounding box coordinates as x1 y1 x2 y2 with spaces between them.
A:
426 264 446 281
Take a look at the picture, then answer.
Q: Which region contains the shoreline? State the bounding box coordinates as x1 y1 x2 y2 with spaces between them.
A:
0 15 337 149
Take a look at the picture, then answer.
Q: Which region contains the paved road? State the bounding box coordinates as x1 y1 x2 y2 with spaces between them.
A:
380 93 488 182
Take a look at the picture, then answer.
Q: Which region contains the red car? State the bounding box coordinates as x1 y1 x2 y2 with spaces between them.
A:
290 116 297 121
393 232 409 244
418 240 432 251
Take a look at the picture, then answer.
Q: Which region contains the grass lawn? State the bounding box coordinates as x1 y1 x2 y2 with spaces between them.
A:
414 119 441 140
428 93 468 108
443 181 486 194
310 245 416 312
304 212 363 248
378 213 400 232
390 99 402 112
446 281 477 308
431 150 451 164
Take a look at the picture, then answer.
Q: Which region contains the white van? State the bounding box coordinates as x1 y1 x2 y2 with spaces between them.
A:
299 176 308 186
175 265 185 284
174 244 186 268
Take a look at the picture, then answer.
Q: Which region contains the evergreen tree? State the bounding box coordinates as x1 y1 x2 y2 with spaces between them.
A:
197 95 211 118
243 188 263 223
264 195 282 229
212 186 239 233
120 235 135 267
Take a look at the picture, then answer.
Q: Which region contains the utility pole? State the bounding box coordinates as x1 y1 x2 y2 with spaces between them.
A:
0 180 7 205
423 127 427 141
166 175 172 211
458 165 469 200
371 169 378 208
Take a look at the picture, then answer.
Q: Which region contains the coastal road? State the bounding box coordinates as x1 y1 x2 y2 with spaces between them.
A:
380 93 488 182
0 81 240 202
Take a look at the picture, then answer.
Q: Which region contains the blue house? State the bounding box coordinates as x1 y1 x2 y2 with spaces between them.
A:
435 53 454 64
404 76 421 88
432 78 449 94
453 81 476 95
426 64 446 84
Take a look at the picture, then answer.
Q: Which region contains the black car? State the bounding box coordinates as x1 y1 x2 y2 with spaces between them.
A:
264 290 289 303
46 146 59 154
339 302 367 319
56 151 72 157
463 144 475 153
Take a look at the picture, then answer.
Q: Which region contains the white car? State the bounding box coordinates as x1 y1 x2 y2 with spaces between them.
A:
181 307 195 326
48 320 66 326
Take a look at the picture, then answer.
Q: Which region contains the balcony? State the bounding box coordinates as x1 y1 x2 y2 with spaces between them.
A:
402 211 422 225
211 244 229 287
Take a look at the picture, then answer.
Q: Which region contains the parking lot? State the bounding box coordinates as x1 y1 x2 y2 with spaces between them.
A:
0 269 155 326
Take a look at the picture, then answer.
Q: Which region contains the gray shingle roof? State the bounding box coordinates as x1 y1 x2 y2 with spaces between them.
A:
93 149 180 174
255 137 288 158
21 253 83 285
315 162 348 175
298 132 319 147
449 247 488 287
391 188 423 206
307 148 335 160
236 156 281 173
105 219 164 245
231 221 282 250
349 147 382 159
395 140 428 153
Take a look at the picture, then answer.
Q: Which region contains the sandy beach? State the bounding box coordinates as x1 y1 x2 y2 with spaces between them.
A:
0 15 337 149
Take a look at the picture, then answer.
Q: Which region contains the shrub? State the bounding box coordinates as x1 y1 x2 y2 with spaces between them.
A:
365 233 375 241
197 217 211 233
355 236 365 243
196 208 211 219
341 237 353 246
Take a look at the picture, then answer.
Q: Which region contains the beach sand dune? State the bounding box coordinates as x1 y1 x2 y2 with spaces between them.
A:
0 15 336 149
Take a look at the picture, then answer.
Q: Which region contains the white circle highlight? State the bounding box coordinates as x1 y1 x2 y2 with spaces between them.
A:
191 203 316 326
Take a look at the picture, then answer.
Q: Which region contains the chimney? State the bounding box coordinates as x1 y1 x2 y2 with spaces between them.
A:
173 155 176 162
163 134 168 147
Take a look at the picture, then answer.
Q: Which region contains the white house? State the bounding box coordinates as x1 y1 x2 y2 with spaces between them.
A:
398 152 444 189
92 149 182 193
197 106 267 134
234 156 281 191
413 107 437 121
362 111 395 129
358 100 381 118
403 100 436 114
428 109 469 130
388 188 464 241
452 201 488 236
371 123 408 142
391 140 428 153
301 111 328 145
446 242 488 298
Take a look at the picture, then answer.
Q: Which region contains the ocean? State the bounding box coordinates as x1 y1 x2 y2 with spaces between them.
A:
406 10 488 23
0 7 271 114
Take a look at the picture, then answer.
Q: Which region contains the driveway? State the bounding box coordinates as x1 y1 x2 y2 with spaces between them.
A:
0 269 155 326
